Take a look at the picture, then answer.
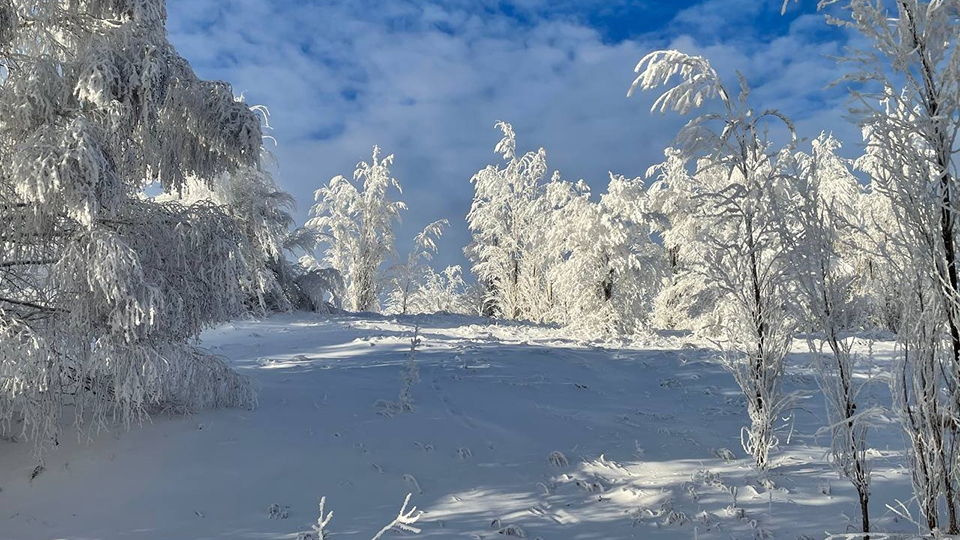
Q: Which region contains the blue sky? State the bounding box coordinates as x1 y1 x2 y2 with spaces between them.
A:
166 0 856 271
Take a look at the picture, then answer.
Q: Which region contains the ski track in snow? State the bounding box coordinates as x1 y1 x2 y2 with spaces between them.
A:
0 313 916 539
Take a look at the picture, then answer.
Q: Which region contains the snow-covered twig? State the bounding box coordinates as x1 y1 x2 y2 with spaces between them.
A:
311 496 333 539
305 493 421 540
370 493 423 540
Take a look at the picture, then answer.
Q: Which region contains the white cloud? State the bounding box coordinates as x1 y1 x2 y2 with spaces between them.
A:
166 0 857 270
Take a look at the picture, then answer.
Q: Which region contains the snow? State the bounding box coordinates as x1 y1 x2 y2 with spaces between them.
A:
0 313 917 539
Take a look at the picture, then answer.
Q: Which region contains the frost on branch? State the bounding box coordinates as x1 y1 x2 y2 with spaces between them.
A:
371 493 423 540
307 496 333 539
11 118 121 227
628 50 727 114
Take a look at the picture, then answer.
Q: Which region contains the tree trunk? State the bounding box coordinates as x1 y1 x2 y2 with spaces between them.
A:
937 171 960 534
858 480 870 538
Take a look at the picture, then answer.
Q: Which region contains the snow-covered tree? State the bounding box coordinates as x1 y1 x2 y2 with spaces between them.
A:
631 50 798 469
0 0 261 452
466 122 549 321
307 146 407 313
647 149 725 334
548 173 666 335
164 152 297 311
466 122 663 333
387 220 448 315
293 263 345 314
856 188 907 333
781 134 875 533
815 0 960 532
463 281 490 317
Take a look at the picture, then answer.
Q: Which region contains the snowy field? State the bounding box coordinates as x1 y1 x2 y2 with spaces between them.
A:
0 314 917 540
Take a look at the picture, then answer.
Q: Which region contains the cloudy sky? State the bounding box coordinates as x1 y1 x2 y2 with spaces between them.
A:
166 0 857 271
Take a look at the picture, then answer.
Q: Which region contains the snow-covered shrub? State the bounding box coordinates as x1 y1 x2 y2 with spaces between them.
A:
632 500 688 528
267 503 289 520
498 525 527 538
400 265 471 316
0 0 262 453
307 146 406 313
548 450 569 467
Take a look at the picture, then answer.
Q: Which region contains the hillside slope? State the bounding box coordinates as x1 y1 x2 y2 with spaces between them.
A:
0 313 913 539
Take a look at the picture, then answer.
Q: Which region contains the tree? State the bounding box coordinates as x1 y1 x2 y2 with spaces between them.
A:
387 220 448 315
467 122 663 333
811 0 960 531
0 0 261 452
631 50 798 469
647 149 723 334
548 173 666 335
466 121 549 321
781 134 875 534
857 188 908 333
307 146 407 313
164 152 297 311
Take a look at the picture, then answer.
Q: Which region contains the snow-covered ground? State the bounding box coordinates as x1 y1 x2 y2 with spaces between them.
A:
0 313 919 539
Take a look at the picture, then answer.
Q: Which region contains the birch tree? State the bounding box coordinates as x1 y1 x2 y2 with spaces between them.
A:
548 173 666 335
387 219 448 316
465 122 548 321
631 50 798 469
781 134 875 533
815 0 960 531
308 146 407 313
466 122 663 332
